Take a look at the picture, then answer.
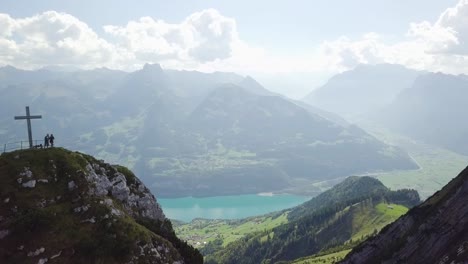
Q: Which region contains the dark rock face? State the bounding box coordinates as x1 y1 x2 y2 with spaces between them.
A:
341 167 468 264
0 148 202 264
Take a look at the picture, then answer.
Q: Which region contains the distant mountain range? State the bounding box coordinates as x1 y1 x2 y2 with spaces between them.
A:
303 63 468 156
0 64 417 197
376 73 468 155
303 64 422 118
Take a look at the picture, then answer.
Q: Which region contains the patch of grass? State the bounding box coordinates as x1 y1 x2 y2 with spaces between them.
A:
174 212 288 248
375 202 407 217
351 202 407 241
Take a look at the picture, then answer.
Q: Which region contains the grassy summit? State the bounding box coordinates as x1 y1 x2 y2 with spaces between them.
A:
0 148 202 264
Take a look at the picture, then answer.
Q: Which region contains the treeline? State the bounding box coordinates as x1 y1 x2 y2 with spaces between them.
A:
288 176 419 221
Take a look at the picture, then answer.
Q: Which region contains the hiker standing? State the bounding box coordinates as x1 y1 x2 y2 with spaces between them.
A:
44 134 50 148
49 134 55 147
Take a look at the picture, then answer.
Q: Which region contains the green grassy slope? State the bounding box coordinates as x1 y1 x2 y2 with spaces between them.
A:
204 200 408 264
350 203 408 241
286 202 407 264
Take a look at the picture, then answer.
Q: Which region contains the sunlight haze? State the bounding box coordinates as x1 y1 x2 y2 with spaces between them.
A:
1 0 467 98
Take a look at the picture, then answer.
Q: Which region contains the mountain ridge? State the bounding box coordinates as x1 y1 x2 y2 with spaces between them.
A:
375 72 468 155
303 63 422 118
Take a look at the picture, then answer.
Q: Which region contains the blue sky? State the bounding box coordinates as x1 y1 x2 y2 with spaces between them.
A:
1 0 467 97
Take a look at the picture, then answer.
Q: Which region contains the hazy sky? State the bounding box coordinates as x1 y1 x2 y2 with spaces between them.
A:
1 0 467 97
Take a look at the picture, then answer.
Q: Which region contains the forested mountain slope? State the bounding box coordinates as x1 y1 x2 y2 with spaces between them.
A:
204 177 419 264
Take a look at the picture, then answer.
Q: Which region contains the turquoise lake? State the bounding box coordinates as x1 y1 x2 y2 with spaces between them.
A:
158 194 310 222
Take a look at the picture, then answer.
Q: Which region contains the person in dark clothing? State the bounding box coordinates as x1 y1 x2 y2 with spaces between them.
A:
49 134 55 147
44 134 49 148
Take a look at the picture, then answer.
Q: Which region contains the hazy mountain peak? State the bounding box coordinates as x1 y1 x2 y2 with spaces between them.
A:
415 71 464 85
1 64 16 69
375 71 468 155
303 63 422 118
129 63 166 84
0 65 22 73
238 75 275 96
142 63 164 72
353 63 411 72
40 65 83 72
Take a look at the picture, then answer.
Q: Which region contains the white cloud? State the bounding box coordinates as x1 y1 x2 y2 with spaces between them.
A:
320 33 388 70
0 13 15 37
0 11 118 69
424 0 468 55
326 0 468 74
185 9 237 62
104 8 239 65
0 2 468 77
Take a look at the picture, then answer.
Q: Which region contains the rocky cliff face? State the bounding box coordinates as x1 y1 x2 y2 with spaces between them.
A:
0 148 202 264
341 167 468 264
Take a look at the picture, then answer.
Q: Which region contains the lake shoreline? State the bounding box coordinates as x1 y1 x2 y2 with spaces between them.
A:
159 193 311 222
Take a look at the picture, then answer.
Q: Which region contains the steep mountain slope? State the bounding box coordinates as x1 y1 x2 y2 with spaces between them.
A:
341 166 468 264
303 64 421 118
0 148 202 264
204 177 420 264
0 65 417 197
376 72 468 155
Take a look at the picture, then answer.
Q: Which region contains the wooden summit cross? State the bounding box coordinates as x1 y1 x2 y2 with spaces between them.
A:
14 106 42 148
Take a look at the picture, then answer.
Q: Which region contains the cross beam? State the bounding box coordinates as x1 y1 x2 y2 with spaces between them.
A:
14 106 42 148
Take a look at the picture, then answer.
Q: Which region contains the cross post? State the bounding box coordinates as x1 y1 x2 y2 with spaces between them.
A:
14 106 42 148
